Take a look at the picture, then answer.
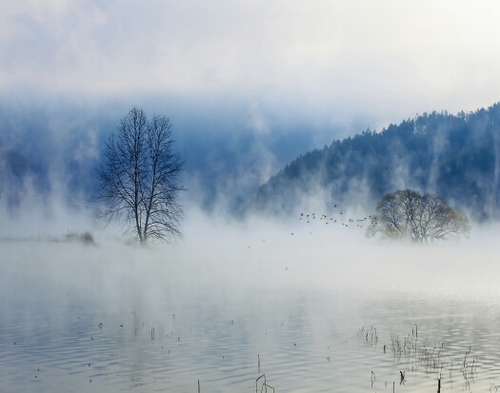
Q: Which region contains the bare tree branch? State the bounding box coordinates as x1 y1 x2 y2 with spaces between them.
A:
96 108 184 245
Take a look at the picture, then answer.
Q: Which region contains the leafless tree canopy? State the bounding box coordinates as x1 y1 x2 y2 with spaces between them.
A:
97 107 184 245
366 189 470 243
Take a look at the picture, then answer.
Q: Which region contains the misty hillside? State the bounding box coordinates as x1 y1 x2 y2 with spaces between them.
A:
0 143 40 208
254 103 500 221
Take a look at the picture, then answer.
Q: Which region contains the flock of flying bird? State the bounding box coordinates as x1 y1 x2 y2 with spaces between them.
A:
247 207 375 249
290 209 372 236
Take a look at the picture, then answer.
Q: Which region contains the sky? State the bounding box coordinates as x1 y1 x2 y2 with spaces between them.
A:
1 0 500 209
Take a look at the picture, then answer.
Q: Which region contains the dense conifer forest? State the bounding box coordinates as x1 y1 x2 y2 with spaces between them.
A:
255 103 500 221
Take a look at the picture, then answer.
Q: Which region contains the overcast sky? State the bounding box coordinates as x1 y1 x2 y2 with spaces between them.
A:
3 1 499 121
1 1 500 206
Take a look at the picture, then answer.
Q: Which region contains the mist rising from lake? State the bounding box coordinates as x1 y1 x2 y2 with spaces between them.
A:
1 208 500 392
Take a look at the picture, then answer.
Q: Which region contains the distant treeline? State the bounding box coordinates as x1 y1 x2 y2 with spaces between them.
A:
254 103 500 221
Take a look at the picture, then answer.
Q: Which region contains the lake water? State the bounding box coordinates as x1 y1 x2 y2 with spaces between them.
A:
2 225 500 393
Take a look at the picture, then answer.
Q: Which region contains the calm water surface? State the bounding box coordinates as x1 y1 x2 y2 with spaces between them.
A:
1 240 500 392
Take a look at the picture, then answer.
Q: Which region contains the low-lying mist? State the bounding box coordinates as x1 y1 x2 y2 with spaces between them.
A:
3 196 500 307
3 196 500 392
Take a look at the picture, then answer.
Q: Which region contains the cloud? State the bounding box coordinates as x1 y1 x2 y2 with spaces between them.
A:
1 0 499 123
247 102 271 135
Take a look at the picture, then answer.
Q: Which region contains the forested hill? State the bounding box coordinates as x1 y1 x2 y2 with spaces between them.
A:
254 103 500 221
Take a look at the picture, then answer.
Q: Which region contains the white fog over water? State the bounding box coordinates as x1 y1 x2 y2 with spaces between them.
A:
2 207 500 392
2 1 500 392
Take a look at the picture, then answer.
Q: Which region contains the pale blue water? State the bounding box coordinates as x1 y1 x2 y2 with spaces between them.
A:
1 241 500 392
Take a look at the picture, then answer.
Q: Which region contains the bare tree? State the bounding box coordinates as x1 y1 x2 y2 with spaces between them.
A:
97 107 184 245
366 189 470 243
